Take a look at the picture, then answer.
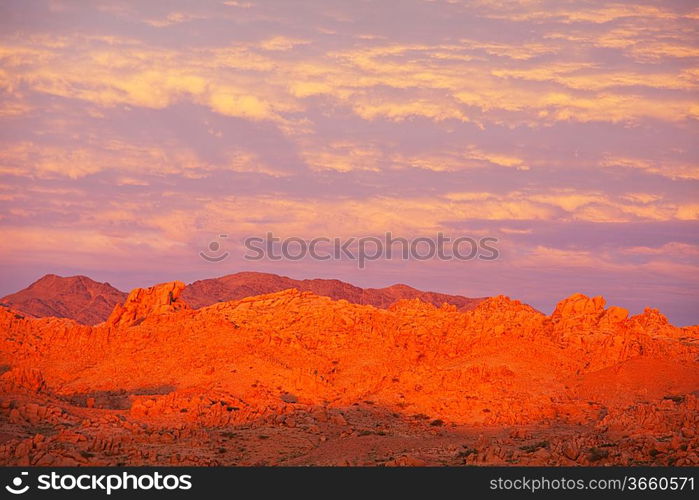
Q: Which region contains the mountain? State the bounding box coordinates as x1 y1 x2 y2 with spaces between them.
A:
1 272 485 324
182 271 485 310
1 282 697 466
0 274 127 325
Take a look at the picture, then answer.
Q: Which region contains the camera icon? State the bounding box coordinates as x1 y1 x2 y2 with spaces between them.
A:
199 234 229 262
5 472 29 495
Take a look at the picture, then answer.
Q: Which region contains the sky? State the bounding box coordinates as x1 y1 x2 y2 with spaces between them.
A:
0 0 698 324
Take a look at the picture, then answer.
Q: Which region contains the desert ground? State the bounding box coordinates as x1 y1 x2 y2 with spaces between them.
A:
1 275 697 466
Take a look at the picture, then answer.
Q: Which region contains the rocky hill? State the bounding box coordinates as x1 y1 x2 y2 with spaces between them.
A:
2 272 484 324
0 282 696 466
0 274 126 325
182 271 485 311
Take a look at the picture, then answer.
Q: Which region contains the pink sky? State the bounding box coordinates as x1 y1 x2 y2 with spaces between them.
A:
0 0 698 324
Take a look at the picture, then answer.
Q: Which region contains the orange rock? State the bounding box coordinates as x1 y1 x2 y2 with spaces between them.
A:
385 455 427 467
602 306 629 324
107 281 189 327
0 283 697 467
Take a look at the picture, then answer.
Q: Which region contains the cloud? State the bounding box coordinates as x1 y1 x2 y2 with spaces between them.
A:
144 12 209 28
1 0 698 323
491 65 698 92
3 15 697 129
300 141 383 172
442 190 697 223
208 90 275 121
600 155 699 181
0 139 263 179
478 2 687 24
222 1 253 7
225 150 291 177
259 36 310 51
622 242 699 258
351 98 469 122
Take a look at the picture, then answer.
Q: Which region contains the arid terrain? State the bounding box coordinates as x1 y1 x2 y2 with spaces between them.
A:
0 275 697 466
1 273 485 325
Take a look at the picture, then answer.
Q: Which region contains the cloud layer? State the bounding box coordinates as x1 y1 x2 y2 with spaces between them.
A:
0 0 697 324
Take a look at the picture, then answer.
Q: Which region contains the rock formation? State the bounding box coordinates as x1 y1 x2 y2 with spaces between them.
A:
106 281 189 328
0 287 697 466
182 271 486 310
2 272 485 325
0 274 126 325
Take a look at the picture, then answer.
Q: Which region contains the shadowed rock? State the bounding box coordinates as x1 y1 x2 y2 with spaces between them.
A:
1 274 126 325
182 271 486 311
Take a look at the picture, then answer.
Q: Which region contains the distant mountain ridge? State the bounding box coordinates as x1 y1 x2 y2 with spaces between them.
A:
1 272 486 325
181 272 486 311
0 274 127 325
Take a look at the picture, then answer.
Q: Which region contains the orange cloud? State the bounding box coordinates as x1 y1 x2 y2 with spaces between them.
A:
0 140 214 179
600 155 699 181
1 20 697 130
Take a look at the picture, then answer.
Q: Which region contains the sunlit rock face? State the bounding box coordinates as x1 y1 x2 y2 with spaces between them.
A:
107 281 190 328
1 287 697 466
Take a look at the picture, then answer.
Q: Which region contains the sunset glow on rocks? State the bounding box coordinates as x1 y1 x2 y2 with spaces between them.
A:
0 0 698 471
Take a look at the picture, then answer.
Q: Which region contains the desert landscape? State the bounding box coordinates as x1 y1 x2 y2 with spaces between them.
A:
1 273 697 467
1 0 698 479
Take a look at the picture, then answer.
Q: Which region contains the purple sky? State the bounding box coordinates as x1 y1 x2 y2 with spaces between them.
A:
1 0 698 324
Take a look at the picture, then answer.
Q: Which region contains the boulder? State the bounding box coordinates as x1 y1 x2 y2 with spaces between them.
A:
107 281 189 328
